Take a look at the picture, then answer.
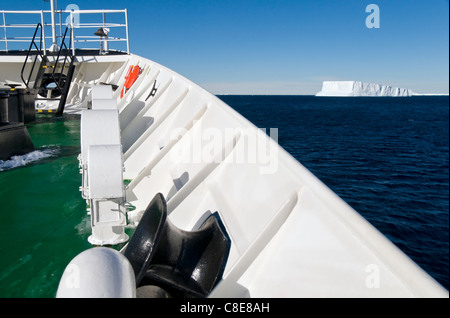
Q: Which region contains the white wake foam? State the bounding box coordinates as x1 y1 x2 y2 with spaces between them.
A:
0 147 59 171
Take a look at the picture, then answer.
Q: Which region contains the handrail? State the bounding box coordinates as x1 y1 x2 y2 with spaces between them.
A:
50 24 73 92
1 9 129 54
20 23 44 89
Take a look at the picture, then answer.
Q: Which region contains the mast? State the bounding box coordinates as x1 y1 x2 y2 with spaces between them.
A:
48 0 59 52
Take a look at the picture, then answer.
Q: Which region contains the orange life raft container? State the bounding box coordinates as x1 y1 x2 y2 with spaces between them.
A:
121 65 141 98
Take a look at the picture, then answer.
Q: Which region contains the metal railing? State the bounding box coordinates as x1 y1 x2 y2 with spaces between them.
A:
0 9 129 55
20 23 45 89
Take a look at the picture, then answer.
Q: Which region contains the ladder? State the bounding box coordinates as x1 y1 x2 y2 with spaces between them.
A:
21 23 76 115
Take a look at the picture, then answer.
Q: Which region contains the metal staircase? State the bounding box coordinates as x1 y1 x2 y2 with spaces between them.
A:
20 23 75 115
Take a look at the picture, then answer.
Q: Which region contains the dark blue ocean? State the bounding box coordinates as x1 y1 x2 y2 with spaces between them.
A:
219 95 449 291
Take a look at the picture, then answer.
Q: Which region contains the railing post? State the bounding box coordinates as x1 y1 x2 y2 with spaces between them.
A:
70 12 75 56
58 10 63 43
125 9 130 54
41 11 47 55
102 11 109 54
2 12 8 51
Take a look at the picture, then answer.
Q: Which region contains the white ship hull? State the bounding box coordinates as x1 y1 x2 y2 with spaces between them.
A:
1 6 447 298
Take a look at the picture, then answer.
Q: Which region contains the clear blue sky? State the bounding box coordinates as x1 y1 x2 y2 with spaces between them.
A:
5 0 449 94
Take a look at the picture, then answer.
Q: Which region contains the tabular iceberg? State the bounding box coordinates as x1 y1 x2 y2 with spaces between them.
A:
316 81 415 97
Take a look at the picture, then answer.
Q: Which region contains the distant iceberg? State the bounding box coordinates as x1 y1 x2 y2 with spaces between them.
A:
316 81 415 97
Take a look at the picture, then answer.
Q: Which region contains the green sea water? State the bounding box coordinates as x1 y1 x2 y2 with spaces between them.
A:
0 114 91 297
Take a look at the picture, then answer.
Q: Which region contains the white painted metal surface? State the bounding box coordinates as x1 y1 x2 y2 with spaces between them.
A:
56 247 135 298
79 88 128 245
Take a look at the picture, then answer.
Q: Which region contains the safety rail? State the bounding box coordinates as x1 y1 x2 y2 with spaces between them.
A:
20 23 44 89
0 9 129 55
51 25 73 88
